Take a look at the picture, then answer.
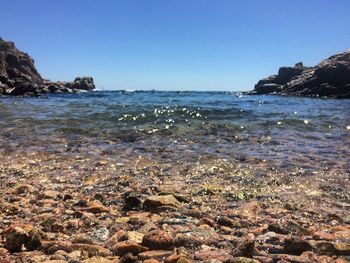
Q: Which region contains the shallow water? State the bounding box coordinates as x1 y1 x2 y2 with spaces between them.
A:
0 91 349 171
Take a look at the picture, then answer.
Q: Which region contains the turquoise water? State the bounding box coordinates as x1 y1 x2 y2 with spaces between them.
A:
0 91 349 171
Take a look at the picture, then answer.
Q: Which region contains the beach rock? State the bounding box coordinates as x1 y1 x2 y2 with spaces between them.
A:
227 258 260 263
194 248 234 262
232 233 255 257
142 230 174 250
111 240 148 256
90 227 110 243
83 257 116 263
312 240 350 256
118 252 138 263
70 243 113 257
127 231 144 244
138 250 173 261
284 237 313 255
25 227 43 251
268 220 308 235
13 184 35 195
143 195 181 210
252 50 350 98
4 226 29 252
41 240 73 254
175 225 221 248
86 200 110 214
144 260 161 263
164 254 188 263
123 195 142 210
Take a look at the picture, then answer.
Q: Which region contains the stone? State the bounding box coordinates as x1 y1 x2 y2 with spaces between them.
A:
39 190 61 200
142 230 174 250
164 254 183 263
143 195 181 210
41 240 73 254
232 233 255 257
69 243 113 257
83 257 115 263
268 220 308 235
176 257 193 263
143 260 160 263
284 237 313 255
86 200 110 214
175 225 221 248
111 240 148 256
4 226 29 252
312 240 350 256
90 227 110 243
0 247 8 256
138 250 173 261
344 215 350 224
123 195 142 210
127 231 144 244
25 227 43 251
227 258 260 263
13 184 35 195
118 252 138 263
194 248 234 262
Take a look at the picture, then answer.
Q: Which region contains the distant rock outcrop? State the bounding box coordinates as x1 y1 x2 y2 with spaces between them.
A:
0 37 95 96
251 50 350 98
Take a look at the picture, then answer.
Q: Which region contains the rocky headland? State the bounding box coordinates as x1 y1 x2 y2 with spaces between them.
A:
251 50 350 98
0 37 95 96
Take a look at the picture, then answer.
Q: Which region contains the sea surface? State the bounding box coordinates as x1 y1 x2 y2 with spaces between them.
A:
0 90 349 172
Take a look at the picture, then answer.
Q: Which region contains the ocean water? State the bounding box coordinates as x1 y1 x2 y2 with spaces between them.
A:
0 91 349 172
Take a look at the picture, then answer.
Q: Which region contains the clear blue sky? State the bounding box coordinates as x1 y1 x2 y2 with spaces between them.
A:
1 0 349 91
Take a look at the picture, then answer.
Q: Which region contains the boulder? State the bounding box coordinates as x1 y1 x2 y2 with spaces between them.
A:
71 77 95 90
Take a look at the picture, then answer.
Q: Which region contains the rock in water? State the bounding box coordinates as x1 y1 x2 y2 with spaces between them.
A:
0 37 95 96
252 50 350 98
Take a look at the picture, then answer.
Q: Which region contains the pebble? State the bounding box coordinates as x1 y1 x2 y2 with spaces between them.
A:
4 227 29 252
142 230 174 250
111 240 148 256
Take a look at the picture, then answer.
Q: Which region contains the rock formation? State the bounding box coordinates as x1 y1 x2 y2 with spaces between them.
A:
251 50 350 98
0 37 95 96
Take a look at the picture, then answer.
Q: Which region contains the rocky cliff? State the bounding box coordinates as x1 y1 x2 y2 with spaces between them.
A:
252 50 350 98
0 37 95 96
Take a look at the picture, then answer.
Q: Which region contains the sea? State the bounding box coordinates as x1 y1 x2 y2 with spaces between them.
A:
0 90 349 172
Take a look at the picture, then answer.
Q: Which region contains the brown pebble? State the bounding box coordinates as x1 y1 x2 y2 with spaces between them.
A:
142 230 174 250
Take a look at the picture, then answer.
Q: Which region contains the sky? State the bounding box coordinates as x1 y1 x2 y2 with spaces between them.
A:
1 0 350 91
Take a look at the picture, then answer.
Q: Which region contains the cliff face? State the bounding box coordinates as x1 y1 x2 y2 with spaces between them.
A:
252 50 350 99
0 37 95 96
